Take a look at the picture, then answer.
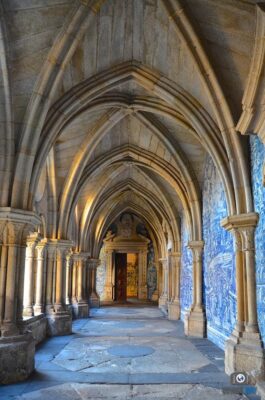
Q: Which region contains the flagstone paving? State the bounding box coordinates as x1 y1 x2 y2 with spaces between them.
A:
0 306 258 399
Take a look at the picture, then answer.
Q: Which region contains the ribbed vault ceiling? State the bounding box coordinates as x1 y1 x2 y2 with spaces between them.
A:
0 0 259 258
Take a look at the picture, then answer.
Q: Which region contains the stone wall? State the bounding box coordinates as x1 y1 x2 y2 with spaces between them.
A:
180 215 193 320
202 156 236 349
96 246 107 300
250 135 265 344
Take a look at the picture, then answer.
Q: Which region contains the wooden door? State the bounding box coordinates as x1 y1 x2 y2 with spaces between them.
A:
115 253 127 301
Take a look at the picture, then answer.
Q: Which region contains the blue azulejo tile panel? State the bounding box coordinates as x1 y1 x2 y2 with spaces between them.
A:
180 215 193 321
250 135 265 343
202 155 236 350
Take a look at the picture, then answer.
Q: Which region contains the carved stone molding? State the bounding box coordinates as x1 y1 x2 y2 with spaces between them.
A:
237 3 265 140
221 213 259 231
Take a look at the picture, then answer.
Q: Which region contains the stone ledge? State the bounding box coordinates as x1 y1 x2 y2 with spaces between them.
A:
19 314 47 345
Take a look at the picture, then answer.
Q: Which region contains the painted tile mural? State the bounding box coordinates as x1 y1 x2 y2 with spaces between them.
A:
180 215 193 320
202 155 236 349
250 135 265 343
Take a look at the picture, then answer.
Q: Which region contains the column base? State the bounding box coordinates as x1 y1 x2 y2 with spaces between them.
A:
138 285 148 300
184 308 206 337
47 311 72 336
151 289 159 301
225 330 265 383
89 293 100 308
0 333 35 384
33 305 44 315
72 302 89 319
23 307 34 317
168 301 180 320
158 295 168 307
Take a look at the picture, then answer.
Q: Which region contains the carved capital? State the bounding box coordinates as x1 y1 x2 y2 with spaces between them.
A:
232 229 243 252
221 213 259 232
0 208 41 246
36 240 47 259
159 258 168 270
87 258 100 269
241 227 256 252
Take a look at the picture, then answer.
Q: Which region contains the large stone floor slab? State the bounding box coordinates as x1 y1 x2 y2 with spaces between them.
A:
0 306 257 399
13 383 245 400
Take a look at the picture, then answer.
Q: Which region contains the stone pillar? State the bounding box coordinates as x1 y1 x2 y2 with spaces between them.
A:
168 252 181 320
88 258 100 308
65 251 73 310
45 244 55 313
33 240 47 315
167 253 173 305
72 252 89 318
104 249 114 301
23 233 40 317
185 241 206 337
151 261 159 301
221 213 265 383
46 240 72 336
71 254 78 311
138 250 148 300
0 208 41 384
158 258 168 308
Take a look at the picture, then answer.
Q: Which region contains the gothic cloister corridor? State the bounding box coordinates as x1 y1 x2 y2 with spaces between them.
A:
3 0 265 398
0 305 251 400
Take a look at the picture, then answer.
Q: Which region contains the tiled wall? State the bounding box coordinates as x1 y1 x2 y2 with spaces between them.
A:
250 135 265 343
180 215 193 320
202 156 236 349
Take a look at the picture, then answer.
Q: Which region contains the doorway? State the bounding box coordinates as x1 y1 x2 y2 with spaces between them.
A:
115 253 127 301
114 253 139 301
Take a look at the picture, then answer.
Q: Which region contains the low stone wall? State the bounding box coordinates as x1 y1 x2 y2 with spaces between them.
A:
19 315 47 345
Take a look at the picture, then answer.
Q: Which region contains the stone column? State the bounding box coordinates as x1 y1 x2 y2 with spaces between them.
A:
46 239 72 336
168 252 181 320
0 208 41 384
185 241 206 337
158 258 168 308
88 258 100 308
151 261 159 301
23 233 40 317
71 254 78 312
45 244 56 314
104 249 114 302
138 250 148 300
221 213 265 383
167 253 173 305
65 251 73 310
33 240 47 315
72 252 89 318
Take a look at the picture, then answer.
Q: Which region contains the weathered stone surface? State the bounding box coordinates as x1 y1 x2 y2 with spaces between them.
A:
46 313 72 337
12 383 245 400
72 303 89 319
19 315 47 345
0 334 35 384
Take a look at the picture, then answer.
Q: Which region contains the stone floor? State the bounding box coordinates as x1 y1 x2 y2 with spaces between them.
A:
0 306 259 399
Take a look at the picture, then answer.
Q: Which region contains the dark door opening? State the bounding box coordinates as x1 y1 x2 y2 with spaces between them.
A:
115 253 127 301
